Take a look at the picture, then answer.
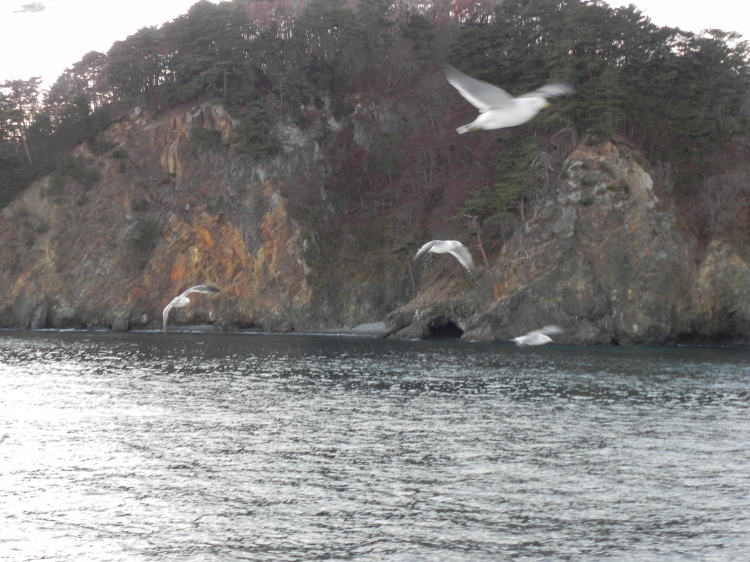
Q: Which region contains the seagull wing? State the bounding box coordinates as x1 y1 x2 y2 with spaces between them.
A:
443 64 514 112
15 3 45 12
414 241 438 261
519 82 574 100
163 301 176 331
447 244 477 275
178 285 221 298
528 325 564 336
164 286 219 332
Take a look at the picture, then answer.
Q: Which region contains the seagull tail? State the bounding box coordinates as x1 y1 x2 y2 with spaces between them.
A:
455 124 472 134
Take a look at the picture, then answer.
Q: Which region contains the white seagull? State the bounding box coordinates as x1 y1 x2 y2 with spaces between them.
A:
414 240 477 275
14 2 46 12
443 64 574 134
162 285 220 332
511 325 564 347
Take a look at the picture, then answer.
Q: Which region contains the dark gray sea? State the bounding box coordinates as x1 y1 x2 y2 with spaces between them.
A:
1 331 748 561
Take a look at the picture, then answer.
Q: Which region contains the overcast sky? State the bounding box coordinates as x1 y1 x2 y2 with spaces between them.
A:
1 0 747 88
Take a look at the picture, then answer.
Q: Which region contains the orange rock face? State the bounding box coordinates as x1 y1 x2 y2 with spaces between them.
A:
0 103 312 331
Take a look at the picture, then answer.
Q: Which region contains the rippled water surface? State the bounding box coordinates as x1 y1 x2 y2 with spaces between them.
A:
1 331 748 561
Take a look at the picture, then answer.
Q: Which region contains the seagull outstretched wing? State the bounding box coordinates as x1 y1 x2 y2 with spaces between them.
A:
519 82 575 100
14 2 46 13
512 325 564 347
446 244 477 275
414 240 477 275
163 285 220 332
414 240 438 261
176 285 221 300
442 64 513 112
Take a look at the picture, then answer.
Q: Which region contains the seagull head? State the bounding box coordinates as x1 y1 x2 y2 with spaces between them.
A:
517 96 550 112
530 98 551 110
172 296 191 309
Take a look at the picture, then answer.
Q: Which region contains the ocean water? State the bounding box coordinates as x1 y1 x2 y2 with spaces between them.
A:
0 331 748 561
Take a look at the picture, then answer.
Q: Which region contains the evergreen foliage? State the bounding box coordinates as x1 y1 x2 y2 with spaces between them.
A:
446 0 749 219
461 136 540 225
189 127 223 151
232 99 280 158
0 0 747 241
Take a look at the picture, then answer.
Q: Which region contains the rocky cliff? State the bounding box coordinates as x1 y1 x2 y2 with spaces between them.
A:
0 103 313 332
387 141 750 346
0 102 747 345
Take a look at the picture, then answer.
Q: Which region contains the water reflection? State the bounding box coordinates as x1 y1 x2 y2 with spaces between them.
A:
0 331 748 561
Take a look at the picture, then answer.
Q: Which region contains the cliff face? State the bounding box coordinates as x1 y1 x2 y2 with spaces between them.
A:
0 103 747 345
388 141 750 346
0 103 312 331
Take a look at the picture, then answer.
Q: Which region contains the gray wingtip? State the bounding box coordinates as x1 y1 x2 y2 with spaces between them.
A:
441 62 456 73
441 62 466 82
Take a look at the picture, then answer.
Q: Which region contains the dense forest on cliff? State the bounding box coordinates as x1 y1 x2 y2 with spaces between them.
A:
2 0 749 240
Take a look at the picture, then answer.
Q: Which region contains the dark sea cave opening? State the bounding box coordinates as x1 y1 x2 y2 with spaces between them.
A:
426 317 464 340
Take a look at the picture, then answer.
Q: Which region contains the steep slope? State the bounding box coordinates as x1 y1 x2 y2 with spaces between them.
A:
387 141 750 346
0 103 312 331
0 103 747 345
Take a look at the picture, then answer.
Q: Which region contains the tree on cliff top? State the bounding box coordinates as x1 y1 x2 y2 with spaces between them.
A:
445 0 750 225
0 0 748 251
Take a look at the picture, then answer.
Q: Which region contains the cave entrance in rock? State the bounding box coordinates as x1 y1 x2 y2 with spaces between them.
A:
427 317 464 340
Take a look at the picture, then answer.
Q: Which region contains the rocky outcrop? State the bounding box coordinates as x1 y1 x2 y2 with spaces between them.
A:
0 103 312 332
689 239 750 342
386 141 750 346
0 103 747 345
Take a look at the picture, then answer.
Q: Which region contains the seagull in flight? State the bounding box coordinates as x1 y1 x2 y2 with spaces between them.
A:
14 2 46 12
414 240 478 275
511 325 564 347
443 64 574 134
162 285 220 332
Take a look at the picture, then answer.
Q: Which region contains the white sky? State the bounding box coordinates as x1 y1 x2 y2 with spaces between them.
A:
2 0 214 87
609 0 748 39
1 0 747 88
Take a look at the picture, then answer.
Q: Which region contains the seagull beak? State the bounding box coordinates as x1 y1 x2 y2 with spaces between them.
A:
543 100 551 108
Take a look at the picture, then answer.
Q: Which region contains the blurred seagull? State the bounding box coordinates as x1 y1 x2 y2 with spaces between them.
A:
414 240 477 275
511 325 564 347
443 64 574 134
14 2 46 12
162 285 220 332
